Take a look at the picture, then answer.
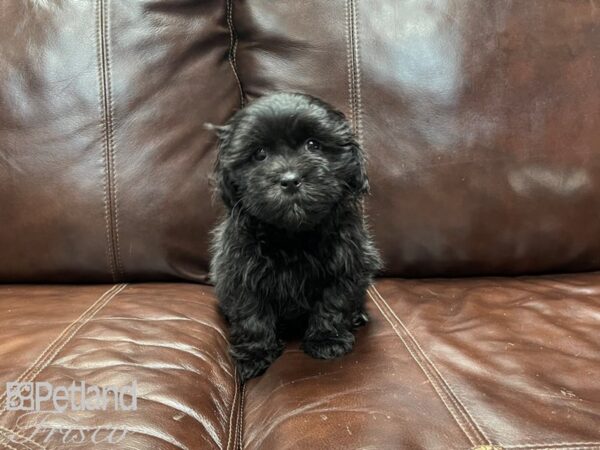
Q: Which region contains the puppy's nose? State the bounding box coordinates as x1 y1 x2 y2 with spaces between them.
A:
279 171 302 192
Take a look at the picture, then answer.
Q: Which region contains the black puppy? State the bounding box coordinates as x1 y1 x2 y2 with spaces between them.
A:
210 92 381 381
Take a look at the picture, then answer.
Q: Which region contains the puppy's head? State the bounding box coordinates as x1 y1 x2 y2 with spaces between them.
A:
213 92 367 231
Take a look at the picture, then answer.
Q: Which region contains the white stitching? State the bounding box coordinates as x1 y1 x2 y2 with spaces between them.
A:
372 285 492 444
367 288 481 446
226 367 238 450
350 0 363 146
502 443 600 449
0 284 124 411
95 0 117 281
16 284 126 387
344 0 354 129
372 286 600 450
0 435 22 450
372 286 490 443
345 0 364 144
0 285 126 448
0 425 43 450
96 0 123 281
4 284 126 398
103 0 124 278
346 0 369 219
226 0 244 107
236 383 246 450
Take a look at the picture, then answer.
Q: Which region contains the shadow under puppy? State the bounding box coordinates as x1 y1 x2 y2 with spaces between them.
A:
210 92 381 381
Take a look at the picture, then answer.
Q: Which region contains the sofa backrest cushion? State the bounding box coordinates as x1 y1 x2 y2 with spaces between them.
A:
0 0 238 282
234 0 600 277
1 0 599 281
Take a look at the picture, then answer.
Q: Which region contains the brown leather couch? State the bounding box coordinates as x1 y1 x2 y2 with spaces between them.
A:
1 1 599 449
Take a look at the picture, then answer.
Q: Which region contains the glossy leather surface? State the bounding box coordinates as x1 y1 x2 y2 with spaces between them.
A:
1 277 598 449
244 274 600 449
0 284 241 449
1 1 599 449
234 0 600 277
0 0 238 282
2 1 599 280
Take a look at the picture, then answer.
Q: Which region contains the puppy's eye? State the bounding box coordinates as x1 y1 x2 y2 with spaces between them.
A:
254 148 267 161
305 139 322 151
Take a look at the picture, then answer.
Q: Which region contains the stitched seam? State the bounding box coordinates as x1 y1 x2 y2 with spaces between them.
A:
344 0 354 130
0 426 43 450
96 0 123 281
379 286 600 450
236 384 245 450
505 447 600 450
350 0 363 146
17 284 127 386
103 0 124 278
0 433 41 450
226 0 245 107
0 285 126 448
367 288 481 446
544 447 600 450
346 0 368 220
0 284 126 415
502 444 600 449
345 0 363 144
0 284 123 411
371 286 490 444
0 432 21 450
226 367 238 450
372 285 492 444
95 0 116 281
367 288 479 444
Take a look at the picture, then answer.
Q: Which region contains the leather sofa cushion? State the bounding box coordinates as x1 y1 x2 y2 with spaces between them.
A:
0 0 238 283
234 0 600 277
243 274 600 449
2 1 600 282
1 275 598 449
0 284 241 449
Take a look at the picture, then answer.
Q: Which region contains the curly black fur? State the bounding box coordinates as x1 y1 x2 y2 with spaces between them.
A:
210 92 382 381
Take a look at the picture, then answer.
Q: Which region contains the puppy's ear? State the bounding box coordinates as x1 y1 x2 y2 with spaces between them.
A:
209 123 239 209
349 139 370 196
204 123 231 139
322 104 369 195
215 163 238 209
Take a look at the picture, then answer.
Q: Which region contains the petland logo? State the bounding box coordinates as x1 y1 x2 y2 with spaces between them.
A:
6 381 137 412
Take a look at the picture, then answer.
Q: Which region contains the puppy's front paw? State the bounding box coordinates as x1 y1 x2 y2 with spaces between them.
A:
235 357 272 382
302 332 355 359
230 341 284 382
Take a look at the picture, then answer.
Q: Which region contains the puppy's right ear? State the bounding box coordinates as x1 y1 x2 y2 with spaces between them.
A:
209 123 238 209
204 123 231 139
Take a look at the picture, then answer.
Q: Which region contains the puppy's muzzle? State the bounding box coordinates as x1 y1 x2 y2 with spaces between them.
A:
279 171 303 194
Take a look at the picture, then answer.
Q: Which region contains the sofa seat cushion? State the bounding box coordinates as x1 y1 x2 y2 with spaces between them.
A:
0 284 241 450
243 275 600 450
1 275 599 449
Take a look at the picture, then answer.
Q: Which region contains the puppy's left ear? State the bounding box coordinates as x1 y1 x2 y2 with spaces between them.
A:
208 123 239 209
349 139 370 195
